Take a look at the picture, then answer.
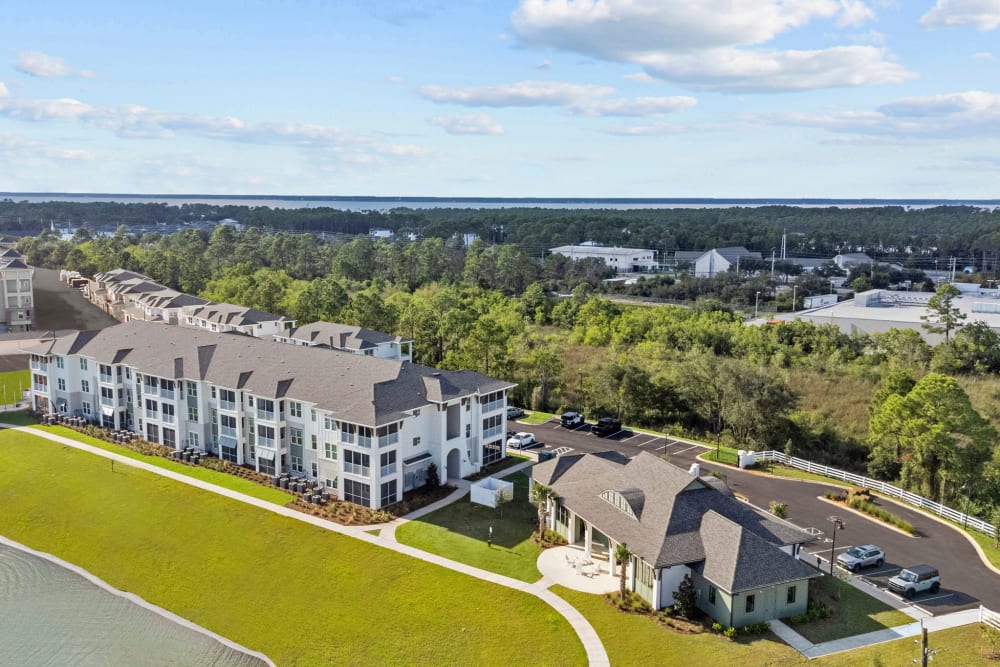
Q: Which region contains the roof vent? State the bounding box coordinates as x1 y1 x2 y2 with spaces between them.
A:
432 372 441 377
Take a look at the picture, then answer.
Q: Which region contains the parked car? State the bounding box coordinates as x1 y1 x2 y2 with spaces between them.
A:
888 564 940 598
592 417 622 438
506 432 537 450
836 544 885 572
560 411 584 428
506 406 525 420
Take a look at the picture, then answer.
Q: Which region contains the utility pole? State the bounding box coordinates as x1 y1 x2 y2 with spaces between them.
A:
770 249 776 280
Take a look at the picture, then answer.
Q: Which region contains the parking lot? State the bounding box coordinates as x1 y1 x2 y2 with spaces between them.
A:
509 414 994 616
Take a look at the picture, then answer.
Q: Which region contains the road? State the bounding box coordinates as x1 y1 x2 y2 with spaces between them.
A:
512 417 994 616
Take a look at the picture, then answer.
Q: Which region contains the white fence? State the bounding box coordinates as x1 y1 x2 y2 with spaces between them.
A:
982 606 1000 631
752 450 997 538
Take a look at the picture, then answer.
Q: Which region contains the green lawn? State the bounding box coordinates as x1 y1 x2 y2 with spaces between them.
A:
551 586 804 666
789 574 912 644
519 410 555 424
815 623 990 666
698 444 740 466
395 471 544 582
0 369 29 405
18 424 295 505
0 430 585 666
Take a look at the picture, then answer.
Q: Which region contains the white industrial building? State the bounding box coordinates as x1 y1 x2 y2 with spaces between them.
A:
549 245 657 273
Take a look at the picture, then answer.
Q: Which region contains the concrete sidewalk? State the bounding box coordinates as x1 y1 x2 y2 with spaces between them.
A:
770 608 981 659
1 424 609 667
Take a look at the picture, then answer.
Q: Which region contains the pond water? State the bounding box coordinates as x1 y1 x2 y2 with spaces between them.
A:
0 540 269 667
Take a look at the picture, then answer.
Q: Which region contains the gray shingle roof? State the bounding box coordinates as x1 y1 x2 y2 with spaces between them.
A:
27 321 513 425
185 303 292 326
287 321 411 350
134 290 209 309
533 452 814 581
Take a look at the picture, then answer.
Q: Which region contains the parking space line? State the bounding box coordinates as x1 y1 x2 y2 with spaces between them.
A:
865 567 899 577
912 593 954 605
633 438 656 447
621 432 640 441
673 445 702 455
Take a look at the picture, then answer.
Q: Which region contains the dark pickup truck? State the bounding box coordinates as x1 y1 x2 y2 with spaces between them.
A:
592 418 622 437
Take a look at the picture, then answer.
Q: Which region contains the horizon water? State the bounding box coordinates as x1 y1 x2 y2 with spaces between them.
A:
0 540 269 667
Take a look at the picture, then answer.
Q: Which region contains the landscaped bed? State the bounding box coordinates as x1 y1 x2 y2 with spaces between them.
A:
0 429 585 666
395 471 544 582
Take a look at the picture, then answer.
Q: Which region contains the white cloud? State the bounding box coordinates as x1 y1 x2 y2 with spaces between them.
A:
0 82 8 98
921 0 1000 30
510 0 904 93
428 113 505 135
571 96 696 116
0 96 97 121
417 80 614 106
622 72 654 82
641 46 913 93
15 51 94 78
974 51 994 58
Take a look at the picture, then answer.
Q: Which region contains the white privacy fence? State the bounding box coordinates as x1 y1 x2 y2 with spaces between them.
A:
983 606 1000 631
748 450 997 538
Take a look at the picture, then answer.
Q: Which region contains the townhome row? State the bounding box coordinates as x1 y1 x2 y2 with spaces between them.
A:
28 321 513 509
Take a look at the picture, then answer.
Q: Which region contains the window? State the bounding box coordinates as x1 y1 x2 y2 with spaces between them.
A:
786 586 796 605
357 426 372 449
187 403 198 421
290 428 304 473
324 441 338 460
380 479 397 506
343 479 370 506
745 595 755 614
311 409 317 422
324 477 338 489
343 450 370 476
188 432 200 448
380 450 397 476
324 416 336 432
376 422 399 448
100 386 114 405
257 424 275 447
161 403 175 423
162 428 176 447
219 389 236 410
482 440 502 465
56 357 64 369
7 297 17 308
258 456 275 476
311 434 317 450
81 401 92 416
465 423 471 438
708 586 717 605
220 441 237 463
81 379 90 393
220 414 237 437
339 421 355 443
311 462 317 478
412 436 421 447
20 279 30 292
57 378 66 391
80 358 88 370
186 382 197 397
145 399 158 419
146 423 159 442
256 398 274 420
483 415 503 438
289 401 302 418
211 386 217 399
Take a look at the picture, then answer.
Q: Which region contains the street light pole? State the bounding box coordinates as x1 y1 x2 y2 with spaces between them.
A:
792 285 797 313
754 291 761 320
827 516 845 575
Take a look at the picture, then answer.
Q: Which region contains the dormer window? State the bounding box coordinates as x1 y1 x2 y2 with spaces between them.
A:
600 489 643 520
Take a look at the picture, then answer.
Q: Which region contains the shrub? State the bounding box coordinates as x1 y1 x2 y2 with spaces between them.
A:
723 626 737 640
741 621 770 635
711 622 724 634
673 574 698 619
605 591 651 614
824 491 847 502
769 501 788 519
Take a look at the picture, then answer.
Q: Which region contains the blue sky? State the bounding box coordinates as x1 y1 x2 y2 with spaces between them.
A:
1 0 998 197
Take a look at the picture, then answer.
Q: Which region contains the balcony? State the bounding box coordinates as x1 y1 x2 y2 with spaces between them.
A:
482 399 503 414
380 464 396 477
100 397 115 407
145 409 158 420
258 436 276 448
344 463 370 476
30 361 48 372
99 374 114 385
162 412 175 424
483 425 503 439
159 388 175 400
32 383 48 393
219 400 237 412
378 433 399 448
220 426 237 438
256 408 275 421
356 435 372 449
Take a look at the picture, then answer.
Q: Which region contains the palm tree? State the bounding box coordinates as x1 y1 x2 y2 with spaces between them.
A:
614 542 632 599
530 482 557 540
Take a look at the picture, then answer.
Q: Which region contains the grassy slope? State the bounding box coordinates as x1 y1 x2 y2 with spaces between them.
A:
0 369 30 404
24 424 295 505
0 430 584 666
396 472 543 582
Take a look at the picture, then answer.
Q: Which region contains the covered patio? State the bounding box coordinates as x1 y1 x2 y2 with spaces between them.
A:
536 545 618 594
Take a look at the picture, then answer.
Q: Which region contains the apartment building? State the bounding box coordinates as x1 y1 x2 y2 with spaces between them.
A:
0 250 35 332
28 321 514 509
181 303 294 337
272 321 413 361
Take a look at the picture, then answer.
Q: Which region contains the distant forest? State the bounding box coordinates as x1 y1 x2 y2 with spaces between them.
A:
3 199 1000 268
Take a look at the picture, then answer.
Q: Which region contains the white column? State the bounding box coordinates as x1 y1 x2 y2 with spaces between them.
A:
584 524 592 560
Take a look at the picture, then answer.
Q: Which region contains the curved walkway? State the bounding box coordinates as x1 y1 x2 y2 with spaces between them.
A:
1 425 609 667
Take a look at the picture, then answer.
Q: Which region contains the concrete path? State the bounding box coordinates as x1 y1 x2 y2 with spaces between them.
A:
1 425 609 667
770 608 981 659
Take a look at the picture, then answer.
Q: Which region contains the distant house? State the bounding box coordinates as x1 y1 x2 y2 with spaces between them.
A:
549 245 657 273
0 251 34 332
273 321 413 361
370 228 394 240
673 247 761 278
182 303 294 337
532 451 818 626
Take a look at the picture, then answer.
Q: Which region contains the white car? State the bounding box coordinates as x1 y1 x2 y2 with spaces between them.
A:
506 432 536 449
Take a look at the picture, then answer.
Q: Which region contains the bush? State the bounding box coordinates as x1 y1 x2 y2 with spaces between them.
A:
605 591 651 614
769 501 788 519
824 491 847 502
711 622 724 633
741 621 771 635
673 574 698 619
723 626 737 640
845 496 915 534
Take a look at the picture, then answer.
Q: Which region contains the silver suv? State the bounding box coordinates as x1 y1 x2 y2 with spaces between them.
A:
837 544 885 572
888 565 940 599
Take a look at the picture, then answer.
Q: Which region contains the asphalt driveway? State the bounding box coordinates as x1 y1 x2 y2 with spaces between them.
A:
512 417 995 615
